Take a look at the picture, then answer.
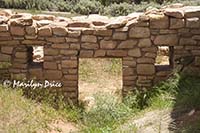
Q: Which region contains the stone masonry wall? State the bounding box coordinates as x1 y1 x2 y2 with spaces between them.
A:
0 4 200 103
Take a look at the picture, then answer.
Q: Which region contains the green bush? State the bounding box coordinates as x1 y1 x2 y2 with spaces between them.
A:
82 93 134 132
1 0 55 10
73 0 103 15
96 0 131 6
56 1 73 12
1 0 200 16
103 2 134 16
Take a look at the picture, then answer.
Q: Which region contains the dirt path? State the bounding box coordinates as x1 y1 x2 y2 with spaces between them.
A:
118 108 200 133
118 109 173 133
47 120 79 133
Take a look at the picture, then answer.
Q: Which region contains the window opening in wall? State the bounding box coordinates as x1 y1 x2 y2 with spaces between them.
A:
78 58 122 102
155 46 174 70
28 46 44 66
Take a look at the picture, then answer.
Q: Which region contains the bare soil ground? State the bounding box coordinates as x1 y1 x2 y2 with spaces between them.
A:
78 58 122 101
119 108 200 133
48 120 79 133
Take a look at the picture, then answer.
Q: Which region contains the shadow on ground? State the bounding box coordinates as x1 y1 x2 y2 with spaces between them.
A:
169 75 200 132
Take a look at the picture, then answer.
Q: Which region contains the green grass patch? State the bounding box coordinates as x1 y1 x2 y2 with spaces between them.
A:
0 86 57 132
1 72 200 132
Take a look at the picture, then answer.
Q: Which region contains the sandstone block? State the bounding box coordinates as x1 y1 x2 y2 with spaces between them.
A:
129 27 150 38
29 68 43 79
12 63 27 69
44 56 54 61
138 38 152 48
95 28 112 36
128 48 141 57
68 21 91 28
22 40 45 45
0 32 10 37
66 37 79 43
13 58 27 64
137 58 155 64
26 25 37 35
107 50 127 57
79 50 94 57
68 31 81 37
62 60 78 68
67 69 78 74
81 43 99 49
0 40 20 45
25 35 37 40
144 52 157 58
100 40 117 49
137 64 155 75
118 40 137 49
46 37 65 43
186 18 199 28
123 76 137 81
0 36 11 41
192 35 200 40
44 48 59 56
123 67 135 76
44 62 57 69
115 27 128 32
126 19 149 27
184 7 200 18
44 70 62 80
94 50 106 57
70 43 80 50
64 75 78 81
32 14 55 21
123 80 135 86
36 20 52 26
170 18 185 29
52 26 68 36
1 46 13 54
123 61 136 67
82 28 94 35
154 34 178 46
38 27 52 36
150 14 169 29
191 29 200 34
10 26 25 36
112 32 127 40
0 24 8 32
9 17 33 26
164 8 184 18
179 38 197 45
62 81 77 87
15 52 28 59
60 50 78 56
0 53 11 61
159 29 177 34
156 71 171 76
81 35 97 43
106 17 127 29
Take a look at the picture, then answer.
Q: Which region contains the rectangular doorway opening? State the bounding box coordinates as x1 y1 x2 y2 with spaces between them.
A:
78 58 122 101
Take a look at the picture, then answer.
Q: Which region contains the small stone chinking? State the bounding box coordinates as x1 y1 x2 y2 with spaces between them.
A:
0 3 200 103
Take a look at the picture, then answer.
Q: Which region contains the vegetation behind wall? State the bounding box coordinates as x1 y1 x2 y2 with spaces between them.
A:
0 0 200 16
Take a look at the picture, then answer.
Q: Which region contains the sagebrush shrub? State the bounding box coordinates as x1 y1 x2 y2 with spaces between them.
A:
73 0 103 15
103 2 134 16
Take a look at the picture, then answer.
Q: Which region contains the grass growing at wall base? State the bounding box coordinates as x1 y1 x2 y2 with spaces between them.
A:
0 73 200 132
